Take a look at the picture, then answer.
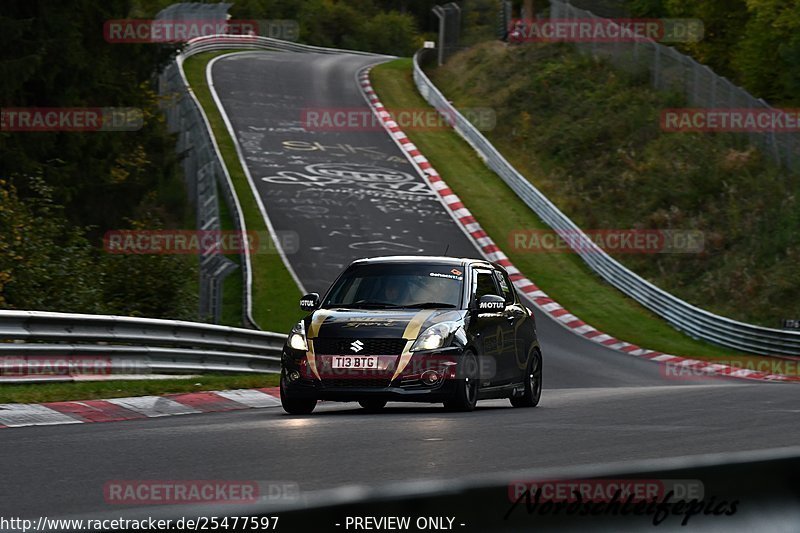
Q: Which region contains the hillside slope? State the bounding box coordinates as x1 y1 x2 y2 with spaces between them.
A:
430 42 800 327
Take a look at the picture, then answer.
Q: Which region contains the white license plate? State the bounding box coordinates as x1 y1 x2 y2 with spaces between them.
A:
332 356 379 369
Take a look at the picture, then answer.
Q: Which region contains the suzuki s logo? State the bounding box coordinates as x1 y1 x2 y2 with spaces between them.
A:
350 340 364 353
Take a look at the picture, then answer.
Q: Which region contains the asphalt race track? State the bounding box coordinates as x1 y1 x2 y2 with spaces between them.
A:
209 51 479 291
2 51 798 521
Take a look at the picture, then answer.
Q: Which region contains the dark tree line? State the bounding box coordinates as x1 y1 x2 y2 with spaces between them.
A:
0 1 196 317
627 0 800 106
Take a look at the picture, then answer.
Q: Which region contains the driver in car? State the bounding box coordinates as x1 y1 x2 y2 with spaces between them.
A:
380 282 405 305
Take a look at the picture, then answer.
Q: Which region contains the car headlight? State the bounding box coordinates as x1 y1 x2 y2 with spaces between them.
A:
288 320 308 351
410 321 461 352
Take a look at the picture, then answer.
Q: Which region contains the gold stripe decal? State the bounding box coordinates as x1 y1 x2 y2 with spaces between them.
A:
306 310 331 380
391 310 436 382
402 309 435 340
307 340 321 380
390 341 416 382
308 310 332 339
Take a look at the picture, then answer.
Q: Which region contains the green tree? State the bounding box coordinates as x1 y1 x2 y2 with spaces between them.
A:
362 11 421 56
662 0 750 80
734 0 800 105
626 0 800 105
0 176 100 311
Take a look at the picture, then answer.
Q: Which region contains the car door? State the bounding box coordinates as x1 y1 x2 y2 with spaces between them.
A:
493 268 529 384
471 268 509 387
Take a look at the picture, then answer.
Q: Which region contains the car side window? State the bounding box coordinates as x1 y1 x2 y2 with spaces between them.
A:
494 270 514 303
475 271 502 300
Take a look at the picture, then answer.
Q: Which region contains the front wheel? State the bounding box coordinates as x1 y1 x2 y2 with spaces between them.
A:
444 351 479 412
280 380 317 415
510 349 542 408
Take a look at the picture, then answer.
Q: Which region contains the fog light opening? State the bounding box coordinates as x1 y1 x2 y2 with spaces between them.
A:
421 370 441 386
288 370 301 382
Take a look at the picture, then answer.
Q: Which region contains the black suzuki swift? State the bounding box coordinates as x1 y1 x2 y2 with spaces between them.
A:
280 256 542 414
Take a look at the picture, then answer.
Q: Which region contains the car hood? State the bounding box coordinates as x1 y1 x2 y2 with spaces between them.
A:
306 308 467 339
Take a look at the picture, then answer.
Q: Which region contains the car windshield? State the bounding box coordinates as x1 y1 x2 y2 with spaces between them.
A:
323 263 464 309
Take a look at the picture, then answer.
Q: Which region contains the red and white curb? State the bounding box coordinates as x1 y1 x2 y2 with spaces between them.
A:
0 387 281 429
357 68 799 384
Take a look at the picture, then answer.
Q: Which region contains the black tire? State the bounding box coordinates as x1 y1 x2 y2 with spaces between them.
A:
280 380 316 415
510 349 542 408
444 351 479 412
358 399 388 412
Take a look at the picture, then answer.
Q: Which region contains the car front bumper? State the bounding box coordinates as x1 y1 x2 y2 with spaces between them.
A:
280 346 466 403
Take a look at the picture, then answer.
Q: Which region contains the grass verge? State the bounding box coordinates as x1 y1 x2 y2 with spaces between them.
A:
183 51 303 333
217 184 244 326
369 58 795 372
0 374 280 404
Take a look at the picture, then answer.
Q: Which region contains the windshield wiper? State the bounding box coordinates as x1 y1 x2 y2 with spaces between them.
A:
328 302 457 310
328 302 398 309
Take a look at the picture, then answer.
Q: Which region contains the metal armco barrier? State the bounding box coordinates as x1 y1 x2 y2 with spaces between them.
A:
412 48 800 356
180 34 384 59
0 310 286 383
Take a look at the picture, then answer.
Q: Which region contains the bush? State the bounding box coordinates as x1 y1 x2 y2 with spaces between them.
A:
0 176 198 319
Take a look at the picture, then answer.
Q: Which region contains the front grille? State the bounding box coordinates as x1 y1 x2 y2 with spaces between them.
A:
314 338 406 356
320 378 391 389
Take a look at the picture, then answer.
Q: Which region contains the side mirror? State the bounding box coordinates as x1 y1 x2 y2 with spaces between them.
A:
300 293 320 312
477 294 505 312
